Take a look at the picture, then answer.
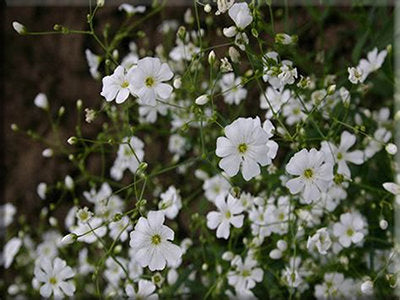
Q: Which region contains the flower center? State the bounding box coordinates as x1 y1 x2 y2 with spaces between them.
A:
145 77 155 87
242 269 251 277
293 108 300 115
49 277 58 285
151 234 162 245
238 143 248 154
121 80 129 88
346 228 354 237
225 211 231 219
303 168 314 179
337 152 343 160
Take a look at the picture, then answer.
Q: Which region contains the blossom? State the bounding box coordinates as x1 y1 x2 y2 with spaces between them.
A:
285 148 334 203
314 273 354 299
129 57 173 106
360 280 374 295
0 203 16 228
216 117 273 181
358 47 387 81
85 49 101 79
129 211 182 271
34 93 49 110
101 65 134 104
219 73 247 105
347 66 363 84
206 194 244 239
158 186 182 219
227 256 263 293
307 228 332 255
260 87 291 118
109 216 132 242
333 212 367 248
34 257 75 298
12 21 26 34
202 174 231 202
2 237 22 268
320 131 364 178
126 280 158 299
110 136 145 180
383 182 400 195
228 3 253 30
118 4 146 15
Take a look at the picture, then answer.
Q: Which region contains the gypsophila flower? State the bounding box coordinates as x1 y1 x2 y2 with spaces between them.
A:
333 211 367 248
219 73 247 105
285 148 334 203
158 185 182 219
207 194 244 239
34 257 75 298
129 211 182 271
2 237 22 269
101 65 134 103
126 280 158 299
34 93 49 110
228 2 253 30
129 57 173 106
227 255 263 293
216 117 274 181
307 228 332 255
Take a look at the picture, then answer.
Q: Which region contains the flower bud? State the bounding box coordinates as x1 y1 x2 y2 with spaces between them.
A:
60 233 77 245
222 251 234 261
173 77 182 89
380 219 388 230
223 26 237 38
12 21 26 35
204 4 212 13
34 93 49 110
195 94 209 106
361 280 374 295
277 240 288 251
386 143 397 155
229 46 240 64
269 249 282 260
42 148 53 158
208 50 216 65
11 124 19 132
67 136 77 145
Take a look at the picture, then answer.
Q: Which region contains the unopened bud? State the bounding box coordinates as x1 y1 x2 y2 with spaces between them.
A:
195 94 209 106
61 233 77 245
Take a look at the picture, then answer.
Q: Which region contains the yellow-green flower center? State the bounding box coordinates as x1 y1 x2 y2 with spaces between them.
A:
225 211 231 219
151 234 161 245
337 152 343 160
49 277 58 285
346 228 354 237
303 168 314 179
238 143 248 154
242 270 251 277
121 80 129 88
145 77 155 87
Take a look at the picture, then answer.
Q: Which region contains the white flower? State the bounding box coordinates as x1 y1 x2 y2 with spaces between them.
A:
307 227 332 255
129 57 173 106
227 256 263 292
207 194 244 239
85 49 101 79
216 0 235 15
275 33 297 45
139 101 168 124
101 65 134 104
0 203 16 228
109 216 132 242
34 93 49 110
228 2 253 30
314 272 353 299
37 182 47 200
2 237 22 268
203 174 231 203
320 131 364 178
260 87 291 118
158 186 182 219
360 280 374 295
168 134 187 157
129 211 182 271
64 175 74 190
104 256 127 285
195 94 209 105
216 117 273 181
333 212 366 248
118 4 146 15
383 182 400 195
285 148 334 203
34 257 75 298
358 47 387 81
282 97 310 125
347 66 363 84
126 280 158 299
110 136 145 180
219 73 247 105
72 217 107 244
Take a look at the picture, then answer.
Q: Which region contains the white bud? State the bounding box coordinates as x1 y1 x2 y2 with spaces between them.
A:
228 46 240 64
361 280 374 295
223 26 237 38
380 219 388 230
386 143 397 155
67 137 77 145
202 263 208 271
12 21 26 34
269 249 282 260
76 99 83 110
277 240 288 251
42 148 53 158
64 175 74 190
49 217 58 226
34 93 49 110
58 106 65 117
195 94 209 105
11 124 18 131
222 251 234 261
173 77 182 89
97 0 105 7
327 84 336 95
60 233 77 245
383 182 400 195
204 4 212 13
208 50 216 65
